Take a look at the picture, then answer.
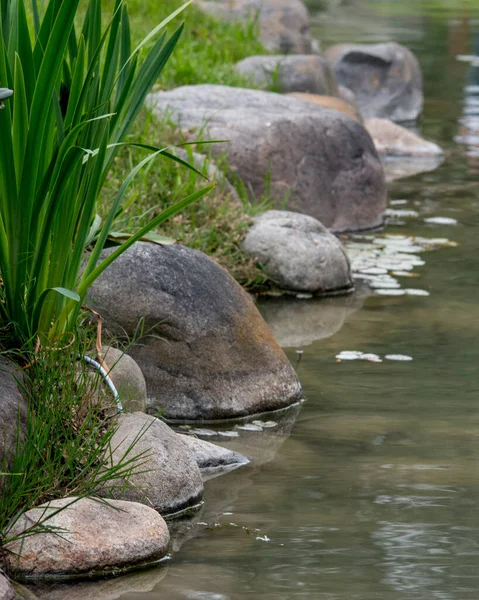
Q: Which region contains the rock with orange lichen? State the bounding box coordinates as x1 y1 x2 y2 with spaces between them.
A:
87 243 302 420
287 92 362 123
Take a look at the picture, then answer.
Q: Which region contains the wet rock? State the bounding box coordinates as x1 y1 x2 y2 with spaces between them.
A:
88 243 302 420
259 292 366 348
365 118 443 158
0 575 14 600
101 346 147 413
287 92 362 123
235 54 337 95
242 210 353 294
0 358 27 471
103 412 204 514
4 497 170 580
148 85 387 232
197 0 315 54
178 434 249 481
325 42 423 122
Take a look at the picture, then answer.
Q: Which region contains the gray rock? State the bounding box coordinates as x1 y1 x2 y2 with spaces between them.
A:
88 243 302 420
325 42 423 122
243 210 353 294
0 576 14 600
0 358 27 471
4 497 170 580
103 413 204 515
101 346 147 413
235 54 337 95
148 85 387 232
364 118 443 157
178 434 249 480
197 0 314 54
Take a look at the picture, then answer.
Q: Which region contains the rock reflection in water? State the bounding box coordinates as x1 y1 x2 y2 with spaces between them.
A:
31 563 168 600
259 293 366 348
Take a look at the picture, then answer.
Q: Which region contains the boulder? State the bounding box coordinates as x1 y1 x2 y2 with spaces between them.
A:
101 346 147 413
88 243 302 420
103 413 204 514
178 434 249 480
235 55 337 95
197 0 315 54
0 358 27 471
148 85 387 232
325 42 423 122
4 497 170 580
287 92 362 123
242 210 353 294
364 118 443 157
0 576 14 600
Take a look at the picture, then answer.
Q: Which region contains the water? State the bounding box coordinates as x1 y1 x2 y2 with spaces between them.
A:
34 2 479 599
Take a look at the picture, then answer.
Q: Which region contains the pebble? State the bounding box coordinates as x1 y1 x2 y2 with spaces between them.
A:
385 354 413 361
424 217 458 225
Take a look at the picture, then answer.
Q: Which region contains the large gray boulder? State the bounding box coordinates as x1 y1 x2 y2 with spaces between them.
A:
325 42 423 122
104 413 204 514
148 85 387 232
88 243 302 420
4 497 170 580
0 576 14 600
235 54 337 95
242 210 353 294
0 358 27 471
197 0 315 54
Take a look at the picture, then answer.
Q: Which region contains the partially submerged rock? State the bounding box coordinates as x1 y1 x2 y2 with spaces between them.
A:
365 118 443 158
0 358 27 472
4 497 170 580
103 412 204 514
242 210 353 294
197 0 315 54
325 42 423 122
236 54 337 95
0 576 15 600
148 85 387 232
88 243 302 420
178 434 249 481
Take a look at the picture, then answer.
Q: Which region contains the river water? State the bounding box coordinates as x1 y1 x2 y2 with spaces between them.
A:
36 1 479 599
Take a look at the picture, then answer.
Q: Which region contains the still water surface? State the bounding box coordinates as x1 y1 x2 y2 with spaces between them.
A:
40 2 479 598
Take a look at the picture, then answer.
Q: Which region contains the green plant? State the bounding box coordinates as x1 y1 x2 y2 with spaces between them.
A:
0 335 152 554
0 0 214 350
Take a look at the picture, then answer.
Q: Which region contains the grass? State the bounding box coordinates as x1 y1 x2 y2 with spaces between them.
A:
102 0 265 90
101 0 281 290
103 111 274 290
0 331 150 563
